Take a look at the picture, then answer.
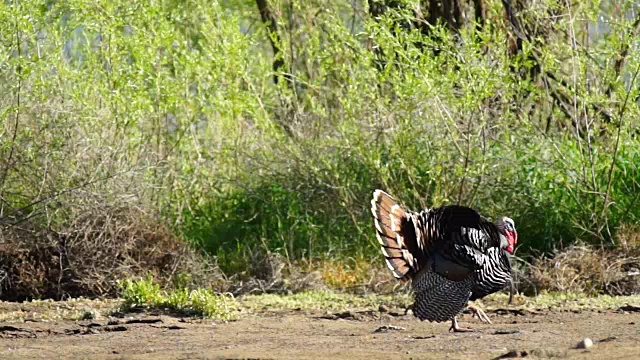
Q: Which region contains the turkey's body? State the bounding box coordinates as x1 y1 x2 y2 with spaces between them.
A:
411 269 474 322
470 248 513 301
370 190 515 331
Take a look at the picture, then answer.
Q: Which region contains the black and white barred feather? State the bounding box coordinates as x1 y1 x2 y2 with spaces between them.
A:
411 269 474 322
470 248 513 300
370 189 513 323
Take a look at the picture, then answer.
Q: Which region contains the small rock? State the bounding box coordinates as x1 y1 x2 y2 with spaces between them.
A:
125 318 163 324
494 329 520 335
411 335 436 340
619 304 640 312
493 350 529 359
80 309 100 320
576 338 593 349
378 304 389 313
104 325 128 332
85 328 99 335
319 313 338 320
373 324 406 333
339 311 364 321
65 328 81 335
165 325 185 330
598 336 617 343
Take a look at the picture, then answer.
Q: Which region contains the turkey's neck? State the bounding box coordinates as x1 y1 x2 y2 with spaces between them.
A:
484 247 511 278
471 248 512 300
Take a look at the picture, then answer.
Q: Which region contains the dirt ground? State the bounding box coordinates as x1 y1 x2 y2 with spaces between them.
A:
1 304 639 360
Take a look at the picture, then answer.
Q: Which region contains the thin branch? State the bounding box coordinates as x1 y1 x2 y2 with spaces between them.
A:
467 118 488 206
599 64 640 234
457 114 474 205
619 177 640 222
0 167 143 225
545 69 613 124
0 21 22 217
606 11 640 97
502 0 613 127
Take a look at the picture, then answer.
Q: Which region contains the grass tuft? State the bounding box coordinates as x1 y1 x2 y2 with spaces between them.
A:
119 276 239 320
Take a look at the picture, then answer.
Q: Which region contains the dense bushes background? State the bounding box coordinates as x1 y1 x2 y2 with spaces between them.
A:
1 0 639 296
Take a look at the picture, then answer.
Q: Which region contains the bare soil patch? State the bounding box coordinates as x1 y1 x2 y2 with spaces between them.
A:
1 302 639 359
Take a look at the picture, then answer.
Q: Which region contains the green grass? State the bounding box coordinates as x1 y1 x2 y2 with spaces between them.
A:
118 277 239 320
240 290 413 313
0 298 120 323
245 290 640 315
1 288 638 324
239 290 640 314
478 291 640 312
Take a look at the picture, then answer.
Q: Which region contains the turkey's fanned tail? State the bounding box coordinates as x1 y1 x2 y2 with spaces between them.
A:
370 189 419 280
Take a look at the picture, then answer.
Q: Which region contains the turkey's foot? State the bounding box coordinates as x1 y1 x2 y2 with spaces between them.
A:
404 304 413 315
449 316 475 333
467 304 492 324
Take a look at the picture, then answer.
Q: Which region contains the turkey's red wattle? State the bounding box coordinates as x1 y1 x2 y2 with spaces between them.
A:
505 231 517 253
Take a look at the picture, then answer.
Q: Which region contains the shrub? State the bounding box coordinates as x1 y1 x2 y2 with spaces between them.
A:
520 245 640 296
0 198 224 301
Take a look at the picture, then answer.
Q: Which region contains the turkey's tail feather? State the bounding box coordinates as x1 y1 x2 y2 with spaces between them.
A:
371 189 418 280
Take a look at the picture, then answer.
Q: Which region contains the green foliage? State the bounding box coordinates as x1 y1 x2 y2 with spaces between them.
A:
241 289 412 312
1 0 639 279
239 289 640 313
119 276 239 319
120 276 165 305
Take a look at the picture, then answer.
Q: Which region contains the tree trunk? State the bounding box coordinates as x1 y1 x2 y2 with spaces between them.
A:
255 0 291 86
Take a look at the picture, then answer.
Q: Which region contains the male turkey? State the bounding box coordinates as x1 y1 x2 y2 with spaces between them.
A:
370 189 517 332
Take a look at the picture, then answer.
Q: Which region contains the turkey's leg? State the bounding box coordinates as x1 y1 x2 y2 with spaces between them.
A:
450 303 491 332
449 316 474 332
467 304 492 324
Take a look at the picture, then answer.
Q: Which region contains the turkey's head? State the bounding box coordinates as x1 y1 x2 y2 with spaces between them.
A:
497 217 517 254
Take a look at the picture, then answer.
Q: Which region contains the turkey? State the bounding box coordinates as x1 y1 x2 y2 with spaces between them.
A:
370 189 517 332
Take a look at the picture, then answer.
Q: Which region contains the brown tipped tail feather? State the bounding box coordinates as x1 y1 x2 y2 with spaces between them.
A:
370 190 421 280
370 189 514 327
